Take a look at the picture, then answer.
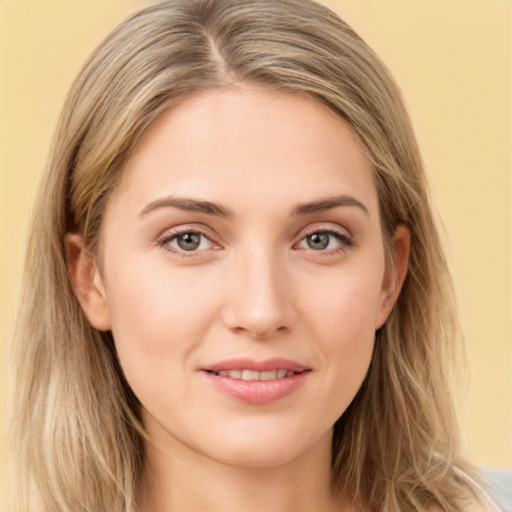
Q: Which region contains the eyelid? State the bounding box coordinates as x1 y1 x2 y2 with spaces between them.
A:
293 223 354 252
157 224 222 254
295 222 352 240
155 222 353 256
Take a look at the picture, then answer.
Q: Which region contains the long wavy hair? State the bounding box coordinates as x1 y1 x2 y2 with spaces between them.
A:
7 0 475 510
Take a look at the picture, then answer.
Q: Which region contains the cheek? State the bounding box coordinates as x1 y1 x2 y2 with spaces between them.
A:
102 260 221 390
300 264 384 406
303 259 384 340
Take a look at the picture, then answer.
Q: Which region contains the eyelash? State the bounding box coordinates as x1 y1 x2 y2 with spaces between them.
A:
295 228 353 254
157 228 220 257
157 226 353 256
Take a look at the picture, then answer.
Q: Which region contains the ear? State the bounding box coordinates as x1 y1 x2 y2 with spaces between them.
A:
374 225 411 329
65 233 112 331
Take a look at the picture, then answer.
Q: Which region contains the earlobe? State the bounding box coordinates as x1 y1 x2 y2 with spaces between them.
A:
375 225 411 329
65 233 112 331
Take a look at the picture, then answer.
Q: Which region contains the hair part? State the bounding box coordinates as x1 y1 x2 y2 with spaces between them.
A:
8 1 474 510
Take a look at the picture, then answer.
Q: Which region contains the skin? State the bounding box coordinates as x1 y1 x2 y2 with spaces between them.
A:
68 87 411 512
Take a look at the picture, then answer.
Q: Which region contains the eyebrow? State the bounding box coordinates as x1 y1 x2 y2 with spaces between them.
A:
291 195 369 217
139 193 369 218
140 196 234 218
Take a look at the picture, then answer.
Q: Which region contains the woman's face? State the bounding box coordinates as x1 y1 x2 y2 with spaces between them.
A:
77 88 406 469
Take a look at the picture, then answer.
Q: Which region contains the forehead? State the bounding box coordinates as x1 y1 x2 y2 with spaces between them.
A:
108 87 378 219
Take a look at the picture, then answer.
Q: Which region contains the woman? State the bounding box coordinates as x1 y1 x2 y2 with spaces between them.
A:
6 0 501 511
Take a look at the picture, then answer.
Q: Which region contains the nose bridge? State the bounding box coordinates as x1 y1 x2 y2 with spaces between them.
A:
222 241 296 338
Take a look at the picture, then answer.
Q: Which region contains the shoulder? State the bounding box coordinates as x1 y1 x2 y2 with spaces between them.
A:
429 491 501 512
454 468 503 512
457 494 502 512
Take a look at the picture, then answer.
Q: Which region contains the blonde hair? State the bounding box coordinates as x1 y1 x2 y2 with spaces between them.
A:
8 0 475 510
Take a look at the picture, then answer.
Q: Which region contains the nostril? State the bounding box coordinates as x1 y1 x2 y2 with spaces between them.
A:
220 268 298 337
225 316 293 340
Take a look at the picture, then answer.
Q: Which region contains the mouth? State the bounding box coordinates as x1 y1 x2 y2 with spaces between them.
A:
205 369 306 381
201 358 311 405
201 357 311 378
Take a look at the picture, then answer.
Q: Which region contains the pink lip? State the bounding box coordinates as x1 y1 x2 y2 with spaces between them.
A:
201 358 311 405
202 357 309 373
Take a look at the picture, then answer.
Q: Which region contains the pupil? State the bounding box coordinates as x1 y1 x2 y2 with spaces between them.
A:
177 233 201 251
307 232 329 250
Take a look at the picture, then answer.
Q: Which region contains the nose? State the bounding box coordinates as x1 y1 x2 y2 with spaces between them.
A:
221 248 297 339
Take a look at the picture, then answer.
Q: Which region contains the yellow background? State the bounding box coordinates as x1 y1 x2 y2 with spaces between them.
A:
0 1 510 467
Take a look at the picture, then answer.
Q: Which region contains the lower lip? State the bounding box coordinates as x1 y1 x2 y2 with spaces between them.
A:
202 371 310 405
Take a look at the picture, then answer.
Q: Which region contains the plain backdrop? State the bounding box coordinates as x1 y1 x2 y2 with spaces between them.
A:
0 0 510 467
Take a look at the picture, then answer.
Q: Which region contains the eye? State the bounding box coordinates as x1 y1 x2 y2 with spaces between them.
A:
296 230 352 252
159 230 217 253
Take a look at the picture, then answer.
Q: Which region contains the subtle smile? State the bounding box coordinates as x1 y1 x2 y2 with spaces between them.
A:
207 369 303 380
201 359 311 405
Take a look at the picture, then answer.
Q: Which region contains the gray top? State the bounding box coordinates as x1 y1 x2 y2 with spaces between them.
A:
481 466 512 512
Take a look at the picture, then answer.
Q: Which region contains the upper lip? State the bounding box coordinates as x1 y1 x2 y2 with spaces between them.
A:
201 358 310 373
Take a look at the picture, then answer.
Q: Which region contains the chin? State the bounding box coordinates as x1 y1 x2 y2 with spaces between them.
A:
196 421 333 470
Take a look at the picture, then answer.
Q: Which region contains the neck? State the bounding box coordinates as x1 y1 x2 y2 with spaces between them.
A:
136 429 351 512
